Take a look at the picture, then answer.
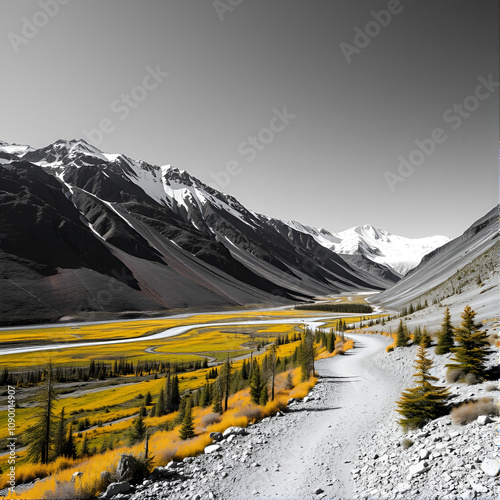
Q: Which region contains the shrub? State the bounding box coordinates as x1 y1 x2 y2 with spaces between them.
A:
386 346 394 353
451 398 498 425
401 438 414 450
199 412 221 429
446 368 465 384
485 383 498 392
234 405 263 423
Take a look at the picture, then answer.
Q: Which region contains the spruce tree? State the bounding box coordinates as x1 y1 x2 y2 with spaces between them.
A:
212 389 222 414
144 391 153 407
446 305 489 380
435 307 455 355
155 388 166 417
54 407 66 458
249 360 262 405
200 382 210 407
420 328 432 348
80 434 89 458
396 320 409 347
413 326 422 345
175 396 188 425
259 383 269 405
179 399 195 440
396 346 449 430
269 343 277 401
64 422 76 459
219 356 232 412
26 360 58 464
128 413 146 445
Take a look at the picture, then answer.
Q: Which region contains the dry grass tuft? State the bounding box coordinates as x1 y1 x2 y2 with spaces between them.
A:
199 412 221 429
451 397 498 425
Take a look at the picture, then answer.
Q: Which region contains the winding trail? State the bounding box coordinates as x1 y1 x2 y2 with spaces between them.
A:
212 333 401 500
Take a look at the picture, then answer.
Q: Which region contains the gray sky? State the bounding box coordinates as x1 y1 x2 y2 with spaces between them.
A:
1 0 498 238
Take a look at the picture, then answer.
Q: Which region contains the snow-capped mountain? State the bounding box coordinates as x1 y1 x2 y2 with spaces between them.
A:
0 138 405 325
278 222 449 275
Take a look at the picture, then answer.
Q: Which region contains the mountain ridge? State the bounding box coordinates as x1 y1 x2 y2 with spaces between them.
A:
0 138 453 325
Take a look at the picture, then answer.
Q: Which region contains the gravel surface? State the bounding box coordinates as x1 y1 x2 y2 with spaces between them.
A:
104 336 498 500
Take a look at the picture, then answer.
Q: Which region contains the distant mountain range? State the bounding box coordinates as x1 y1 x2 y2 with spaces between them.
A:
0 139 452 324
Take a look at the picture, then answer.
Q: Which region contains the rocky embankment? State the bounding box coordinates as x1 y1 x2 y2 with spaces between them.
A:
101 337 498 500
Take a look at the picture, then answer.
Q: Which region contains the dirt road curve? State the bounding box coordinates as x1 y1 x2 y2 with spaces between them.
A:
213 333 401 500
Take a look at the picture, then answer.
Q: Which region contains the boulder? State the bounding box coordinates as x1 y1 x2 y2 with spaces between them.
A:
71 471 83 482
115 454 142 482
477 415 493 425
459 490 475 500
396 482 411 494
204 444 221 454
210 432 223 442
222 426 247 438
104 482 131 498
166 461 184 469
469 481 488 493
314 488 324 495
408 461 428 477
480 458 500 477
419 449 430 460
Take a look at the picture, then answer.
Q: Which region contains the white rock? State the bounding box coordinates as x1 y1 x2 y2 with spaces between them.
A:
204 444 221 454
480 458 500 477
408 461 428 477
469 481 488 493
397 482 411 494
419 449 430 460
222 426 247 438
459 490 475 500
477 415 493 425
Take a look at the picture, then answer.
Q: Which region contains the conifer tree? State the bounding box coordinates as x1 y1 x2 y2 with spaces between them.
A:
396 346 449 430
156 388 166 417
171 375 180 411
54 407 66 458
413 326 422 345
64 422 76 459
299 328 315 381
175 396 188 425
26 360 58 464
396 320 409 347
269 343 277 401
219 356 232 412
144 391 153 407
249 360 262 405
446 305 489 380
212 389 222 414
128 413 146 445
435 307 454 355
80 434 89 458
179 399 195 440
200 382 210 407
259 383 269 405
420 328 432 348
241 359 249 380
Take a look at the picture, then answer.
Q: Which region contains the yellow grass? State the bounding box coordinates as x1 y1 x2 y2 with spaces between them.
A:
8 367 318 499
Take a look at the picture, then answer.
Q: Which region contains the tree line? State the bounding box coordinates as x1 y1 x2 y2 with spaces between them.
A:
294 302 373 313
